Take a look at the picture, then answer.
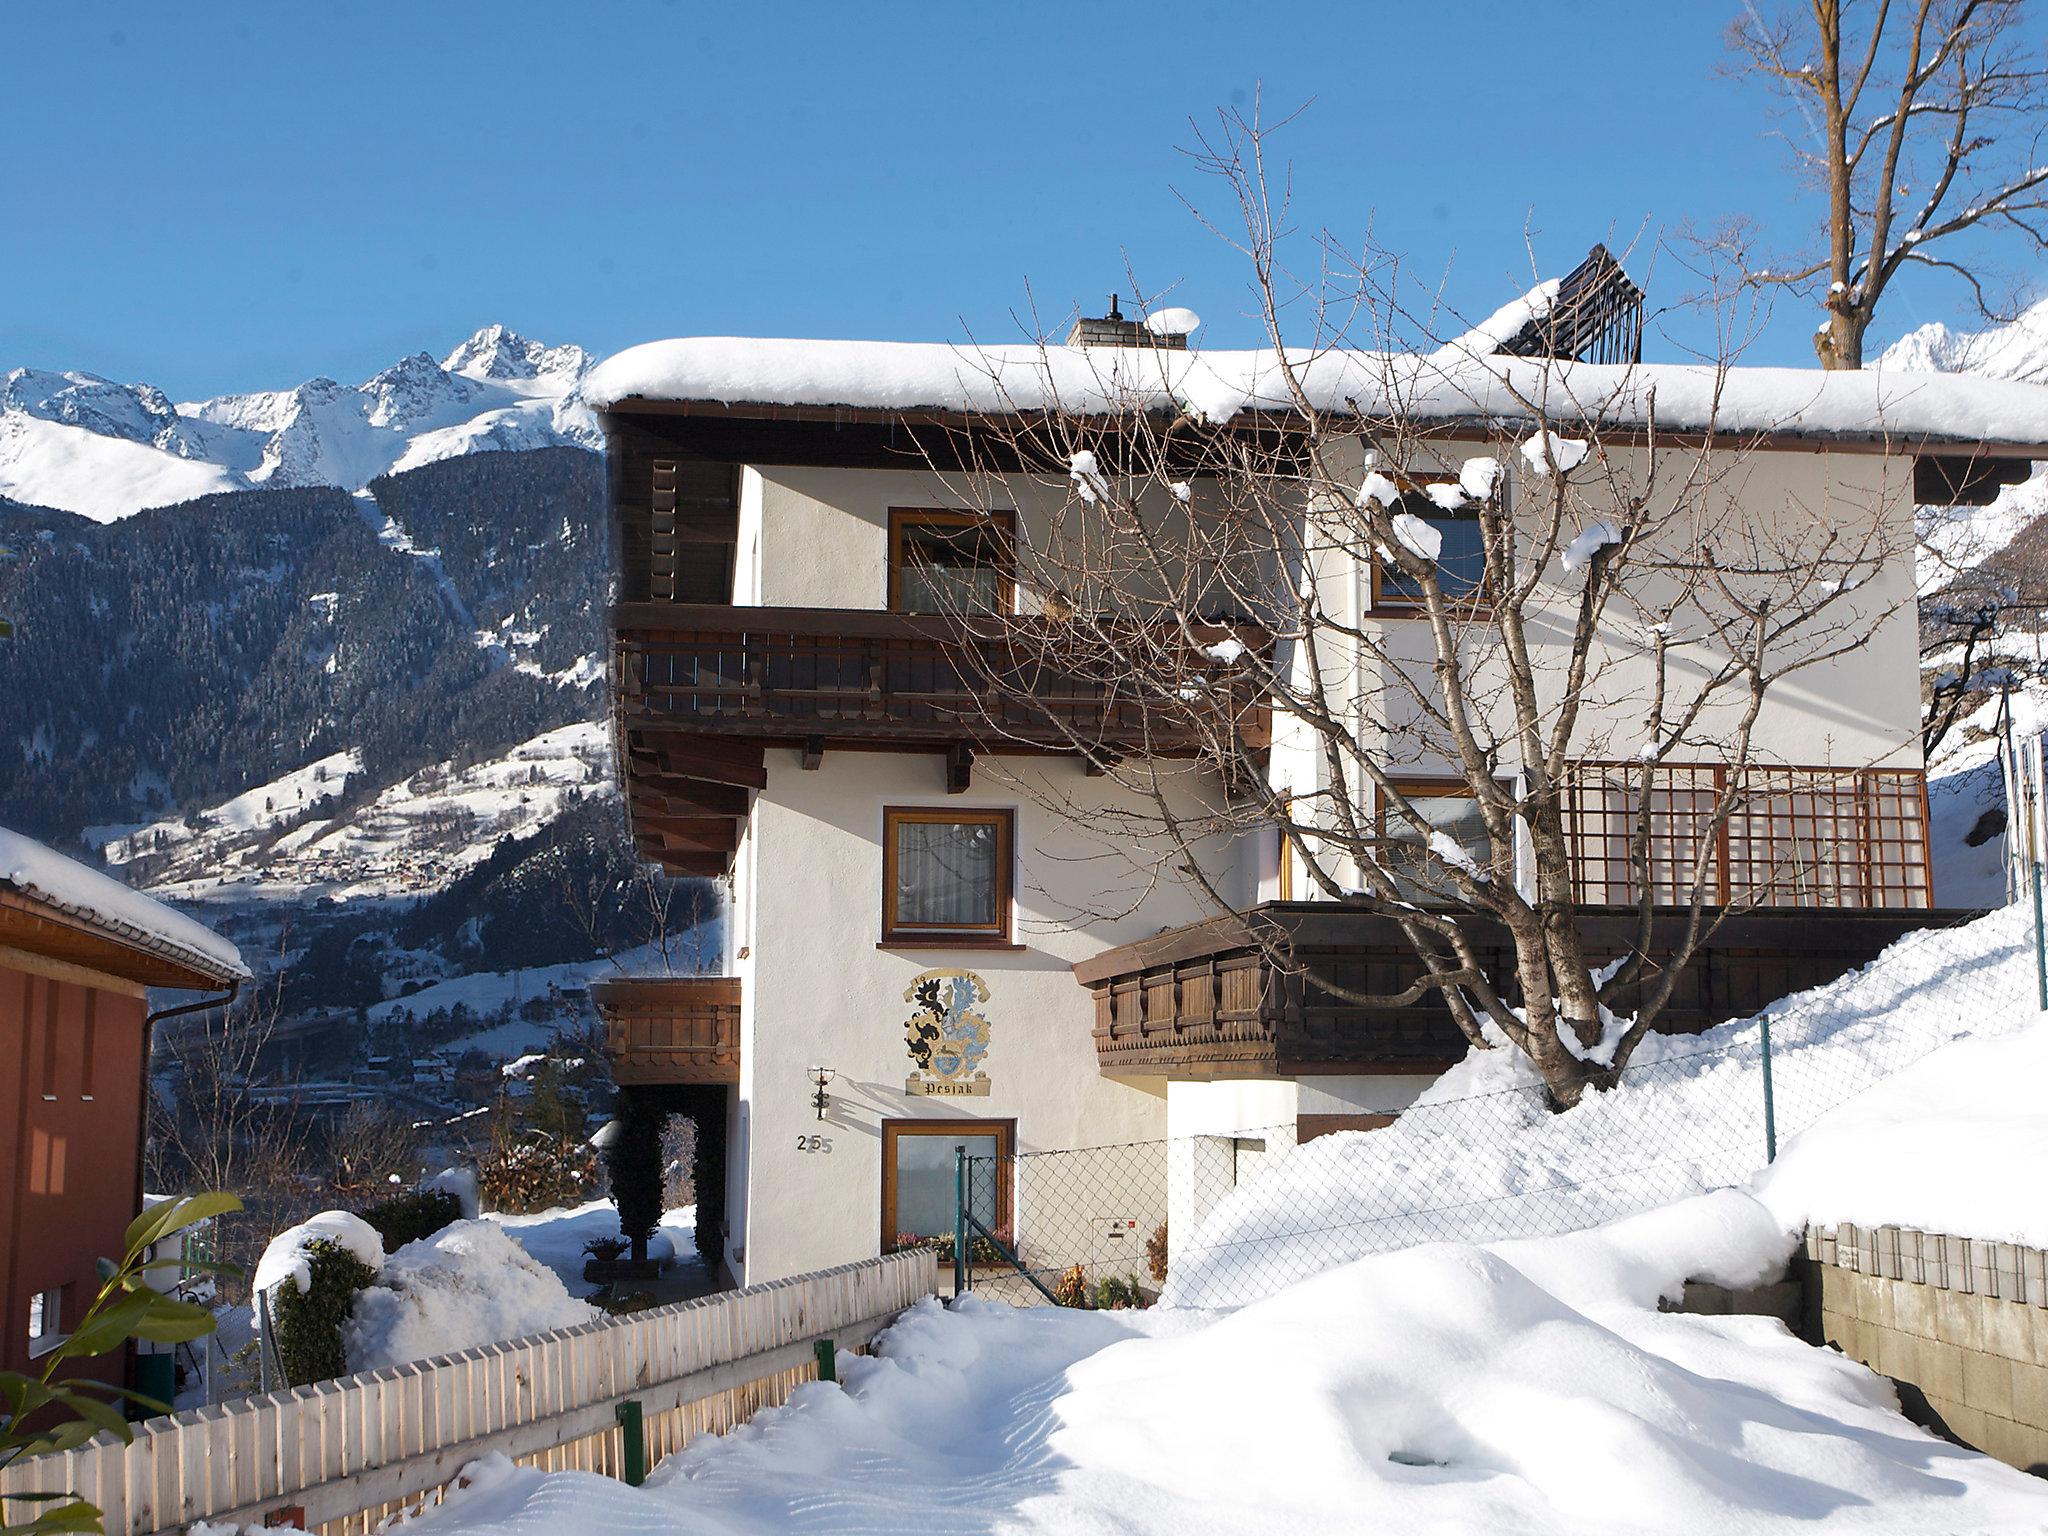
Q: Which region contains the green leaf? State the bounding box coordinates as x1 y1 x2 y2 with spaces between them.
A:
42 1392 129 1440
52 1293 154 1359
123 1192 240 1256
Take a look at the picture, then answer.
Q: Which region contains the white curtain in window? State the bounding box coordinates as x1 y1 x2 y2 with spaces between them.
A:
896 820 998 926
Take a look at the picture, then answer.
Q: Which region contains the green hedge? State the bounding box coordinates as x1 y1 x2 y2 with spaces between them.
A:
356 1188 463 1250
270 1238 378 1386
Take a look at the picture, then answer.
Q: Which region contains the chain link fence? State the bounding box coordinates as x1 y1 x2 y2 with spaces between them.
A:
955 907 2038 1310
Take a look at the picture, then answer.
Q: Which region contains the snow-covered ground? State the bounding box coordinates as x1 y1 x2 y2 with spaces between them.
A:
113 722 613 905
411 1194 2048 1536
491 1199 697 1295
1165 901 2036 1309
0 326 597 521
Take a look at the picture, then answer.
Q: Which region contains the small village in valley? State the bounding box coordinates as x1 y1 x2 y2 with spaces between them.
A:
14 5 2048 1533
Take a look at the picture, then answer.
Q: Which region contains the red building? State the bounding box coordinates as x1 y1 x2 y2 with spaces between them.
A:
0 827 246 1384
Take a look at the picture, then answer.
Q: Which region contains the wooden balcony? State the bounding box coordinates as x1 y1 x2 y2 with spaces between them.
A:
1074 903 1964 1080
612 601 1268 876
593 976 741 1086
614 602 1266 754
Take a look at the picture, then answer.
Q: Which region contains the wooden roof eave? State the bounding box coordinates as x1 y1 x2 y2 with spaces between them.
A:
0 890 238 993
598 395 2048 461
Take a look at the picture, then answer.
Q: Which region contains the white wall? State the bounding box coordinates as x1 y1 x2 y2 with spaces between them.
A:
734 747 1252 1284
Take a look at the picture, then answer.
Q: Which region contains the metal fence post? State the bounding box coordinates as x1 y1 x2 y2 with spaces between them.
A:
1759 1012 1778 1163
616 1399 646 1486
813 1338 837 1383
954 1147 968 1298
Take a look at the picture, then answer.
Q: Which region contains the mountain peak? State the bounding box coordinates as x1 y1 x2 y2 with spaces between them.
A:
443 325 592 384
1880 295 2048 386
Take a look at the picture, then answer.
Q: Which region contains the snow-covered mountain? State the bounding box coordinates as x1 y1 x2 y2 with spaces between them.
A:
1884 300 2048 580
0 326 600 521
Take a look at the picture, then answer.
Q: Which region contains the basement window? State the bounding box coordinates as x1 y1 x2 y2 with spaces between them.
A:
882 807 1014 944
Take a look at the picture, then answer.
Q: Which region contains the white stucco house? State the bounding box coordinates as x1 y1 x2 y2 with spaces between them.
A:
582 255 2048 1290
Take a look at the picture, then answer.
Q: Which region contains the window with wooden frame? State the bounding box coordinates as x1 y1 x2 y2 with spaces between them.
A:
882 807 1015 945
1376 777 1499 904
888 509 1016 615
881 1118 1014 1250
1368 473 1490 612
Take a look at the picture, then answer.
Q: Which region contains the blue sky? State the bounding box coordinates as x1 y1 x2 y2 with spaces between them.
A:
0 2 2014 398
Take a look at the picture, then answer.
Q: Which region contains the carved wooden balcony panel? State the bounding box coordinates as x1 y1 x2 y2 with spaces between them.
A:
593 976 742 1086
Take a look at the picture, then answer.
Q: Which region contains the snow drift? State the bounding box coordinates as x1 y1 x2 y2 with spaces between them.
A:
404 1194 2048 1536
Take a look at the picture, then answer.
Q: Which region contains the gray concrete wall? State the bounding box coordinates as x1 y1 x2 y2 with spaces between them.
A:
1804 1224 2048 1476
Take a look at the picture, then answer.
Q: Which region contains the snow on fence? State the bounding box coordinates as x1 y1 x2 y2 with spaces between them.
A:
0 1250 933 1536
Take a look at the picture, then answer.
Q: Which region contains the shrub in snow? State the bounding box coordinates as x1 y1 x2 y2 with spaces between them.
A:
343 1220 600 1372
478 1121 597 1215
357 1188 465 1250
425 1164 481 1218
270 1237 380 1386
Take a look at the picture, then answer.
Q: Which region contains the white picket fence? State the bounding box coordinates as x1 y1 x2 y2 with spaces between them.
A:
0 1251 934 1536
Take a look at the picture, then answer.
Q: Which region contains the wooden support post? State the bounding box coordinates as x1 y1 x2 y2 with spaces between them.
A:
945 743 974 794
801 736 825 771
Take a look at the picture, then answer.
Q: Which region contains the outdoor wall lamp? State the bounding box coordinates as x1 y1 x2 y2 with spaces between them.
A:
808 1066 836 1120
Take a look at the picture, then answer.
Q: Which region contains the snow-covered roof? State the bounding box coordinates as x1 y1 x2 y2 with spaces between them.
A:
0 825 249 984
585 335 2048 452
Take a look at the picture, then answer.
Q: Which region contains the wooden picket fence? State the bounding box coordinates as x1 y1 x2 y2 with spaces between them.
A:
0 1251 934 1536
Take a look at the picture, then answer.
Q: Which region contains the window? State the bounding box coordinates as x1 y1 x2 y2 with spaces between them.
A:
1378 779 1495 904
27 1287 62 1357
883 808 1014 944
888 509 1015 615
881 1119 1014 1250
1369 475 1488 611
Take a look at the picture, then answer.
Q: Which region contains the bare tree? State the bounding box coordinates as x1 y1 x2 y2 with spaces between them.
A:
1724 0 2048 368
916 110 1913 1107
146 978 317 1292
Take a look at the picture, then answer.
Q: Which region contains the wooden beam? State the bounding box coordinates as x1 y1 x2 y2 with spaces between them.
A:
639 815 743 854
628 733 768 789
801 736 825 771
945 743 973 794
625 772 751 818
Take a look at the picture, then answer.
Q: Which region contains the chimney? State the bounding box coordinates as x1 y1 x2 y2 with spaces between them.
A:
1064 294 1190 350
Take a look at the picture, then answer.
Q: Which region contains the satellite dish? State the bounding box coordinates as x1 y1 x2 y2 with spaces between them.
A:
1143 307 1202 338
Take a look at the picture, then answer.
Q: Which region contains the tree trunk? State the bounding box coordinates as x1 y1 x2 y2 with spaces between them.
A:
1814 308 1867 369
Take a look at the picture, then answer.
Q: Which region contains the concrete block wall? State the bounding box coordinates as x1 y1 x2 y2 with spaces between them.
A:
1805 1223 2048 1475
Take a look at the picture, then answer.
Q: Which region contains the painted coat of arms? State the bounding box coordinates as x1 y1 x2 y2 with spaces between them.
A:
904 969 992 1096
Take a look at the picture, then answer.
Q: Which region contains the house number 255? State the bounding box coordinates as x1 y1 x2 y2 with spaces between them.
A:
796 1134 833 1154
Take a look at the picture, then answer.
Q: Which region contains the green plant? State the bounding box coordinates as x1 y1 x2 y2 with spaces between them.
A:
604 1089 665 1259
0 1193 240 1535
355 1189 462 1251
267 1239 378 1388
1092 1274 1145 1311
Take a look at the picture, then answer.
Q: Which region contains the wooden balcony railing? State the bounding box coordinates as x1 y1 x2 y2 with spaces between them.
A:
611 602 1269 758
593 976 742 1086
1073 904 1958 1078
